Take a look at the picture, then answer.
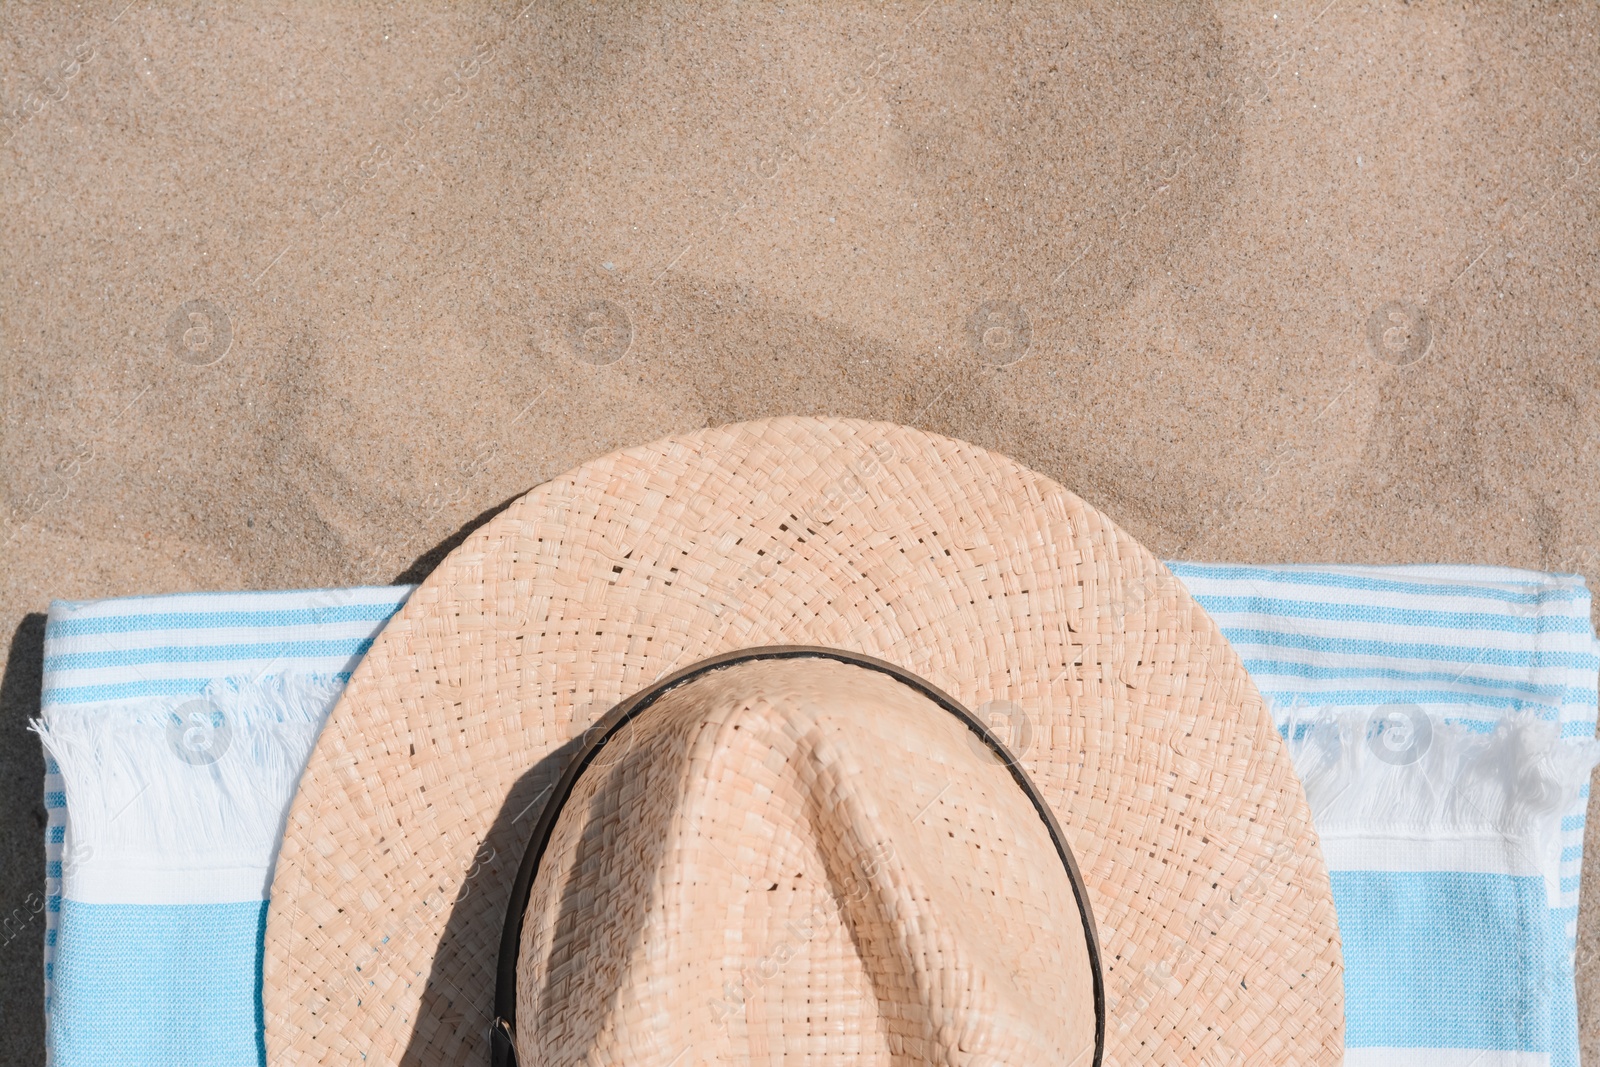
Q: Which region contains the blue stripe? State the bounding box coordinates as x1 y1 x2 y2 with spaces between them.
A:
43 673 354 707
1278 710 1596 743
1215 627 1600 670
1260 688 1563 715
1239 658 1586 700
45 603 405 639
1195 594 1591 634
1333 869 1554 1051
1278 717 1522 742
1170 562 1586 605
51 585 408 606
49 899 266 1067
1287 716 1585 742
44 637 376 673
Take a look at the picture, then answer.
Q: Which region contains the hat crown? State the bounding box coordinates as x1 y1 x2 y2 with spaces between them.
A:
515 656 1097 1065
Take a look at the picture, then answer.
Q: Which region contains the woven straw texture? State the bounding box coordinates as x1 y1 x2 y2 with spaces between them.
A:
515 656 1097 1065
264 416 1343 1066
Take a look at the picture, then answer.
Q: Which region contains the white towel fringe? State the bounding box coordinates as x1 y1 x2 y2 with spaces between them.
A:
1284 706 1600 894
33 673 345 901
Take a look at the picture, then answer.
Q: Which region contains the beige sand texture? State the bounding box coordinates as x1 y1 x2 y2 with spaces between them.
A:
1 0 1597 1060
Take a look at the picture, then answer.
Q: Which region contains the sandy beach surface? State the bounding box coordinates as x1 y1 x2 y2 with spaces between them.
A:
3 0 1599 1059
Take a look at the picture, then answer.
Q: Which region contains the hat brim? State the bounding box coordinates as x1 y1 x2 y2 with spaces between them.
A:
265 416 1342 1064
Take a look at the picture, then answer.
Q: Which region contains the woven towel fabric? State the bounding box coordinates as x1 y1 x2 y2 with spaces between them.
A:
34 565 1600 1067
37 586 414 1067
1171 563 1600 1067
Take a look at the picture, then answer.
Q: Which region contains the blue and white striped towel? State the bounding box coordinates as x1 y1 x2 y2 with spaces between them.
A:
35 565 1600 1066
1171 563 1600 1067
37 586 414 1067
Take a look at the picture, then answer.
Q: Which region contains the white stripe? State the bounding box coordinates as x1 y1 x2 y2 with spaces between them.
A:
1175 563 1585 592
44 657 367 692
46 585 413 619
1265 678 1568 709
1188 561 1574 585
43 617 403 651
1199 616 1590 656
1235 655 1600 697
1179 570 1587 611
68 865 271 907
1319 833 1547 880
1363 564 1580 584
1179 578 1586 618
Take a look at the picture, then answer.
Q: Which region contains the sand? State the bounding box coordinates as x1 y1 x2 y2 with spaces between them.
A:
2 0 1598 1059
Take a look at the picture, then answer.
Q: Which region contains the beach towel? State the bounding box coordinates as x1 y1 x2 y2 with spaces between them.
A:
1171 563 1600 1067
34 565 1600 1066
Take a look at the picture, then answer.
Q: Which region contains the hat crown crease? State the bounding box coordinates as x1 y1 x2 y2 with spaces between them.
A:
518 659 1094 1066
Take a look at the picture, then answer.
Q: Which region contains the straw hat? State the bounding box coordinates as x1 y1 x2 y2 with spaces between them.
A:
264 416 1343 1065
